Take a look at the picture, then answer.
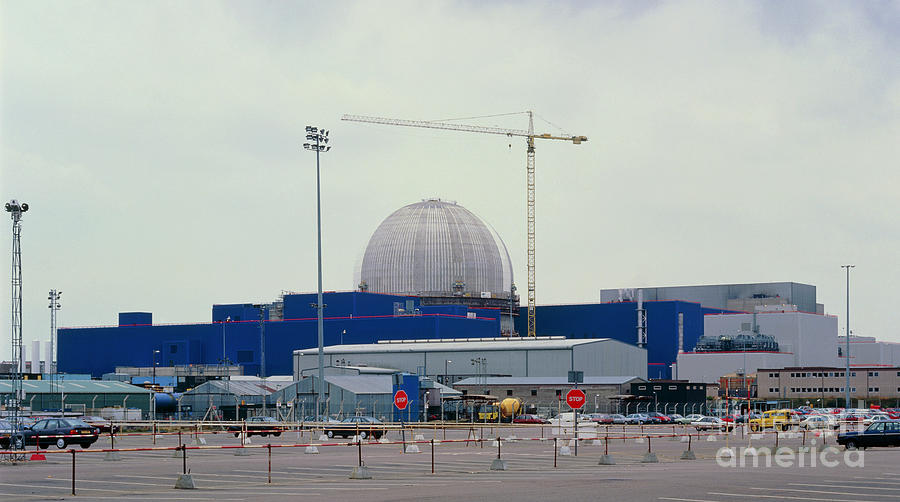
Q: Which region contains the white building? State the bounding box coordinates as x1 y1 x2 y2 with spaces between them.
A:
675 308 840 383
841 336 900 367
293 337 647 382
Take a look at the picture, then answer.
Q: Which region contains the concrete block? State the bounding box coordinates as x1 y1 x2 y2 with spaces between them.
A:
680 436 690 443
490 459 509 471
103 451 122 461
706 435 717 442
349 465 372 479
597 454 616 465
634 438 645 444
559 445 572 456
193 437 207 446
592 439 604 446
568 439 576 447
641 452 659 463
378 437 390 443
234 447 250 456
491 440 500 447
505 435 517 441
242 436 252 445
414 434 426 441
304 446 319 454
405 444 420 454
318 435 328 441
172 448 183 458
174 474 196 490
680 450 696 460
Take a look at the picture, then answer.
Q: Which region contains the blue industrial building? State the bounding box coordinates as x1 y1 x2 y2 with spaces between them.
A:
58 292 502 378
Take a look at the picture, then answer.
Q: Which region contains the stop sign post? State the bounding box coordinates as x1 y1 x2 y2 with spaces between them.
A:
394 390 409 410
566 388 586 456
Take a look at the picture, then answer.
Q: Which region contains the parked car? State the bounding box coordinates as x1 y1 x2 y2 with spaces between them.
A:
838 420 900 450
646 412 672 423
0 419 19 449
606 414 627 424
691 417 733 432
22 418 99 449
227 416 287 437
81 416 117 434
625 413 651 425
749 409 798 431
324 416 385 440
863 413 893 425
667 414 684 423
676 414 704 425
513 414 549 424
800 415 838 430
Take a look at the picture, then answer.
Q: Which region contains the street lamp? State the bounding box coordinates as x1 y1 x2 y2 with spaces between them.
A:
445 359 452 385
152 349 160 386
222 315 231 366
151 349 160 421
304 125 331 421
842 264 854 409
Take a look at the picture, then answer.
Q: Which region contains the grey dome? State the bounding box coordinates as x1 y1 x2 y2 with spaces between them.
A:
359 199 512 297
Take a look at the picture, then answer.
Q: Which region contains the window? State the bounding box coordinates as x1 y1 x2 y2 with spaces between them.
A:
461 390 468 395
896 372 900 377
668 386 677 390
531 389 537 396
638 386 647 390
869 371 879 377
653 386 662 390
773 388 779 393
506 390 513 396
851 372 856 377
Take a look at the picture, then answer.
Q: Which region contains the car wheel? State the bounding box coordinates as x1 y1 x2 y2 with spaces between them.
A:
262 432 269 437
845 440 858 450
56 438 67 449
359 431 368 440
80 443 91 449
274 432 282 437
326 430 334 438
234 432 240 438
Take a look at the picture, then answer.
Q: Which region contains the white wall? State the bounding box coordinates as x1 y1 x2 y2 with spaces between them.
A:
840 336 900 367
703 311 840 367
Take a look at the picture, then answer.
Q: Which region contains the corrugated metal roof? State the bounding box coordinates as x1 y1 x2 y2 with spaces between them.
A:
324 375 392 395
452 376 644 386
186 379 293 397
0 379 150 394
294 338 618 355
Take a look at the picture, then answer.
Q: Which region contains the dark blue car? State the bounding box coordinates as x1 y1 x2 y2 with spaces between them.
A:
837 420 900 450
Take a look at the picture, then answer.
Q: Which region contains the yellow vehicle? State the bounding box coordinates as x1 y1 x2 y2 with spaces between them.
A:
476 402 500 421
749 409 799 431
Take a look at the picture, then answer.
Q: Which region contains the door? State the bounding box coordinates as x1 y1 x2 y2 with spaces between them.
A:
886 422 900 446
863 422 885 447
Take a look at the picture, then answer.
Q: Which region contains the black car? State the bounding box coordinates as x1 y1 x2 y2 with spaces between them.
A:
23 418 99 449
324 416 384 440
838 420 900 450
227 416 286 437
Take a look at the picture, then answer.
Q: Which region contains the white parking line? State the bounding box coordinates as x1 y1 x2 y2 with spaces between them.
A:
710 492 864 501
751 486 900 499
0 482 125 493
659 498 722 502
792 482 900 492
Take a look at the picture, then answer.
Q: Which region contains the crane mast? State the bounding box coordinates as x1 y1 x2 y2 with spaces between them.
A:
341 112 586 337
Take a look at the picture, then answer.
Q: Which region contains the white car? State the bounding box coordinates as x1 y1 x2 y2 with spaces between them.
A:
863 413 892 425
691 416 732 431
677 414 704 424
800 415 838 430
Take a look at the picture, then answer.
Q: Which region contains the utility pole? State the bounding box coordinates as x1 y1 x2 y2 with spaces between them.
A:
842 264 855 409
49 289 62 408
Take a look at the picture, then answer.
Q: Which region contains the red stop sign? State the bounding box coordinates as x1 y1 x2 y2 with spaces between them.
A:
566 388 586 410
394 390 409 410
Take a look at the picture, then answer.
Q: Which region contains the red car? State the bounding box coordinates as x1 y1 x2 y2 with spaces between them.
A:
513 414 549 424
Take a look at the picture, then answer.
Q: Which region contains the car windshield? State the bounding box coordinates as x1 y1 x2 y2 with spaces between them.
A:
867 422 886 432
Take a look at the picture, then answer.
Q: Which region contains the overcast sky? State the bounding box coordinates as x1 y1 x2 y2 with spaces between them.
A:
1 1 898 360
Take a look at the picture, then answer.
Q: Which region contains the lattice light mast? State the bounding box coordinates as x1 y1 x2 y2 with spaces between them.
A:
341 112 586 338
48 289 62 399
6 199 28 447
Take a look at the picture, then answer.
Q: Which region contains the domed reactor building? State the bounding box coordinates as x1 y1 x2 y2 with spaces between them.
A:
358 199 519 335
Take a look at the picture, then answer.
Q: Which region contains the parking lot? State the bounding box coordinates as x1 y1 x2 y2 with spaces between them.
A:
1 424 896 501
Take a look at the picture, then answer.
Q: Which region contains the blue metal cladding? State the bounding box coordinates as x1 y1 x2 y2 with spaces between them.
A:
118 312 152 326
392 373 420 422
514 301 731 379
58 292 502 378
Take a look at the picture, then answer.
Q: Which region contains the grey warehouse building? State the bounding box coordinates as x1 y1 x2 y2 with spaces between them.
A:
293 337 648 383
453 376 645 414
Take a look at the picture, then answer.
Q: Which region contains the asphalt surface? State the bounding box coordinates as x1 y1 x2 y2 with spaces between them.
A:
1 424 896 501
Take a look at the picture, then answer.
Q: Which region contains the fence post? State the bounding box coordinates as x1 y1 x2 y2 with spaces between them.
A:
182 445 187 474
431 438 435 474
553 437 557 468
268 444 272 484
70 449 76 495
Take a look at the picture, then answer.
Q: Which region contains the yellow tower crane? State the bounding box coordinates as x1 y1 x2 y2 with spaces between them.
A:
341 112 587 338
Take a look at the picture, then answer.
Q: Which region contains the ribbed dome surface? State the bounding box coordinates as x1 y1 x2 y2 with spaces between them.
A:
360 199 512 296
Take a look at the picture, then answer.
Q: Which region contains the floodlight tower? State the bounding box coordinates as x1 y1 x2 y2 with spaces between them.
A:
48 289 62 398
303 126 330 421
6 199 28 448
